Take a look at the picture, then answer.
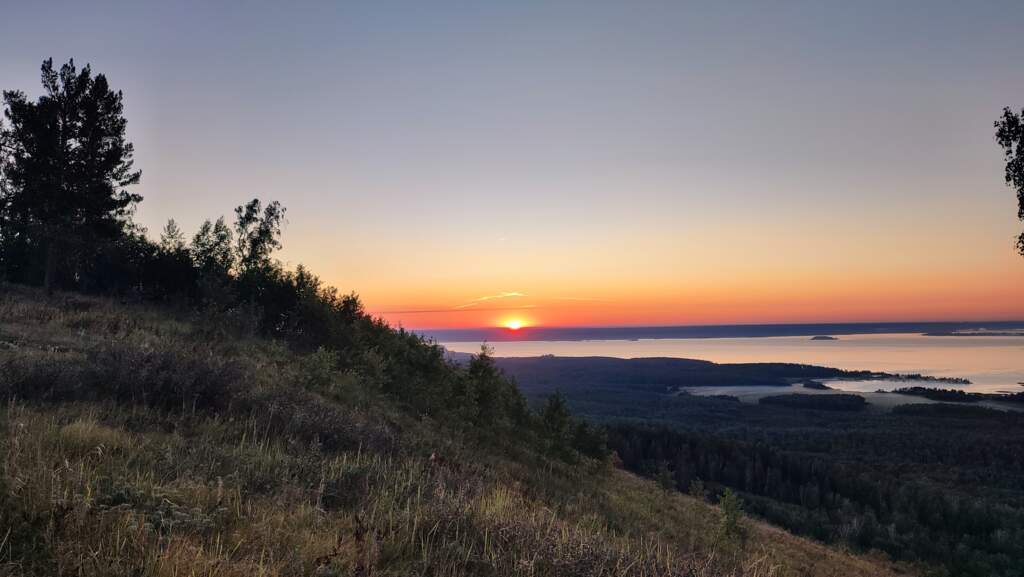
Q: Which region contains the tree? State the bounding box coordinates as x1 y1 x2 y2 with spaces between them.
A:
994 107 1024 256
234 199 285 275
541 391 572 439
0 58 141 290
191 217 234 275
718 488 745 540
465 345 527 431
656 460 675 493
159 219 186 253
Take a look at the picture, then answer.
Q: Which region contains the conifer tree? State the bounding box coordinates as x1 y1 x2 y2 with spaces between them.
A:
0 58 140 290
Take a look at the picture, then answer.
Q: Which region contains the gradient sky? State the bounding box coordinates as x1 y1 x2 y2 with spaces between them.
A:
4 1 1024 328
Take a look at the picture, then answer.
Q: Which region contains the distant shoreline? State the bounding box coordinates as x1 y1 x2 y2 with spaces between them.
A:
923 330 1024 337
422 321 1024 343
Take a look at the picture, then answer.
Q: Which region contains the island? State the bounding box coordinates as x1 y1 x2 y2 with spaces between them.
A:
810 335 838 340
856 372 972 385
924 328 1024 337
800 380 832 390
886 386 1024 405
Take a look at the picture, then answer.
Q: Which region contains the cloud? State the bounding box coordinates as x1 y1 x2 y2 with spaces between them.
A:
454 292 527 309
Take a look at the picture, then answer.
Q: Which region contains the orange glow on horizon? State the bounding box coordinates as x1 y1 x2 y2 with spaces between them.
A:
331 212 1024 331
502 318 527 330
365 269 1024 330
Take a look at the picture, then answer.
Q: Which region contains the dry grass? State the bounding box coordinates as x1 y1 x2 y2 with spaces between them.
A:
0 287 912 577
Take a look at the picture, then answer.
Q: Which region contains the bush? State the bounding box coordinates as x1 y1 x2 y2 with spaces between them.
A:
299 346 340 392
719 488 745 541
88 342 245 412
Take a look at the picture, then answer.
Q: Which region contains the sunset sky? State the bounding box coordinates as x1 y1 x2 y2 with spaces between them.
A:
4 1 1024 328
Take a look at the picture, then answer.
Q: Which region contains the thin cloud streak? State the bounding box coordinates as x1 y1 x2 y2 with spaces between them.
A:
453 292 527 309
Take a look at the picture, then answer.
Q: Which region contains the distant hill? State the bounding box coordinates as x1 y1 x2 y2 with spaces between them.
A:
487 355 854 394
424 320 1024 342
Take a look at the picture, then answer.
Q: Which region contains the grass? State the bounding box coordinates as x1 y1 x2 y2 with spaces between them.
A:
0 286 911 576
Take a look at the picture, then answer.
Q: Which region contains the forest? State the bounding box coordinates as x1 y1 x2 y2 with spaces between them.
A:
496 363 1024 577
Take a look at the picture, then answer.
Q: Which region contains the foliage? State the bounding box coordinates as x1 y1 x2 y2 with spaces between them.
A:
719 488 746 541
299 346 340 391
995 107 1024 255
159 219 186 253
233 198 285 276
190 217 235 277
0 58 141 290
608 418 1024 577
655 461 674 494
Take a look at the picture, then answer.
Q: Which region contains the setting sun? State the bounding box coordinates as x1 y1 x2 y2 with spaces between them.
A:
503 319 525 330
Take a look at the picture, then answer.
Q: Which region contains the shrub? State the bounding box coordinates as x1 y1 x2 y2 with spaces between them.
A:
299 346 340 392
655 461 675 493
88 342 245 412
689 478 708 501
719 488 746 541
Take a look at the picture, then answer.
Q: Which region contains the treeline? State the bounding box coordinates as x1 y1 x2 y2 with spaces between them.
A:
608 424 1024 577
892 387 1024 405
0 58 605 461
758 393 866 411
892 387 980 403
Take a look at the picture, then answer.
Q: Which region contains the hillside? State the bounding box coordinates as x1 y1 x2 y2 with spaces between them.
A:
0 287 909 577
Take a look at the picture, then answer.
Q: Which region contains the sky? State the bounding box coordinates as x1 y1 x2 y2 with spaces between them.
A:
3 1 1024 328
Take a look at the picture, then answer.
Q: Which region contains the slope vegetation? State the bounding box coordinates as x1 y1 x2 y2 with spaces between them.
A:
0 287 907 577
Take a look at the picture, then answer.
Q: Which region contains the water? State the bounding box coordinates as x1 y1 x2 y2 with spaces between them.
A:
442 333 1024 394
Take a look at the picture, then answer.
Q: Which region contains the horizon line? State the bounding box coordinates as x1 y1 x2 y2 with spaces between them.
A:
412 318 1024 333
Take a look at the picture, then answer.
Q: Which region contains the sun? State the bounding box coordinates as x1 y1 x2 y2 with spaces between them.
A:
503 318 525 330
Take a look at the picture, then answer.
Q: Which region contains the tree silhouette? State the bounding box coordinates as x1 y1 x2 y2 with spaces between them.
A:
994 107 1024 256
191 217 234 276
234 199 285 275
159 219 186 253
0 58 140 290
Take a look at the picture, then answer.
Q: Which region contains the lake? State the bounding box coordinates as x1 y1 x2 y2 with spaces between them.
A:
441 333 1024 395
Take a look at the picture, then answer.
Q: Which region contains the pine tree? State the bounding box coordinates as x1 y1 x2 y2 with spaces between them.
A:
1 58 140 290
160 219 186 253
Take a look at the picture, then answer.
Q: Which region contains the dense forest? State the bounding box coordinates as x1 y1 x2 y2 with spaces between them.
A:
483 352 1024 575
757 393 867 410
607 416 1024 577
502 370 1024 577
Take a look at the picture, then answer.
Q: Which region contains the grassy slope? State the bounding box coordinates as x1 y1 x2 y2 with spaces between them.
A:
0 287 909 577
